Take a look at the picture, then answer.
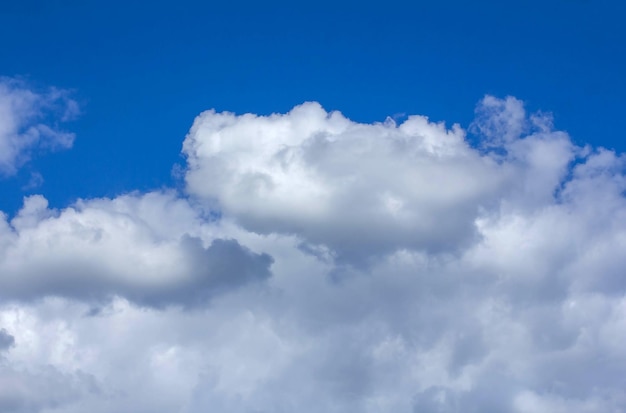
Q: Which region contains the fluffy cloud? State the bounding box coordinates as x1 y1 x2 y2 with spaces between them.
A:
0 78 77 176
182 98 576 262
0 191 273 308
1 96 626 412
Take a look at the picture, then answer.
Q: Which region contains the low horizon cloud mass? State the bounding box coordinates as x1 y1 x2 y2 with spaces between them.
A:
1 79 626 412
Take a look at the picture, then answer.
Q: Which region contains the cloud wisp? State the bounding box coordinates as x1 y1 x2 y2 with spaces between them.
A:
0 78 78 176
1 96 626 412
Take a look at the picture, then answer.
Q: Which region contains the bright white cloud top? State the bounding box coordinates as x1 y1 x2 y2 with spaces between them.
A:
2 93 626 413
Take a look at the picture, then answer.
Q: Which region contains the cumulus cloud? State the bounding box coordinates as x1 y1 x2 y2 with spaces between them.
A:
183 103 503 260
1 96 626 412
0 78 77 176
182 97 578 262
0 191 273 308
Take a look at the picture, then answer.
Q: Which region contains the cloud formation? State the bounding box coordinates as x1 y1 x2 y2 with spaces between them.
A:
0 78 77 176
1 96 626 412
182 98 576 262
0 191 273 308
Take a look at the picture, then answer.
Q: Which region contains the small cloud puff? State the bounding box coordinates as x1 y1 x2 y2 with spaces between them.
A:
0 78 77 176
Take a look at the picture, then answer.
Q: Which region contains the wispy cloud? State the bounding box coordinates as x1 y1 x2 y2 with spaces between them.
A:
0 78 77 176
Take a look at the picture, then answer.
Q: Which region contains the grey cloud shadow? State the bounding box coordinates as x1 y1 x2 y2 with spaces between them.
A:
133 237 274 309
0 329 15 352
2 237 273 310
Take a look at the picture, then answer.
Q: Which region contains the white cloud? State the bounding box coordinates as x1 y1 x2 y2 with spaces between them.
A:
0 191 273 307
0 78 77 176
182 97 579 262
1 96 626 412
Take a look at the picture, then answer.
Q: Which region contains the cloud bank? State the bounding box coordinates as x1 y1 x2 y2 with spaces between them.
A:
1 96 626 412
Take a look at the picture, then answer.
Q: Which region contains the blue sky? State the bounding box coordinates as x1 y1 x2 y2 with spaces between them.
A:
3 3 626 412
1 0 625 212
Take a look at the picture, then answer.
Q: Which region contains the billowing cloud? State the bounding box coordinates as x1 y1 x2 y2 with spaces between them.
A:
182 97 576 262
1 96 626 412
0 191 273 308
0 78 77 176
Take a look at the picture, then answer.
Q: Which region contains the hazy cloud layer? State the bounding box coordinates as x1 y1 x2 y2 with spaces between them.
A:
1 96 626 412
0 78 77 175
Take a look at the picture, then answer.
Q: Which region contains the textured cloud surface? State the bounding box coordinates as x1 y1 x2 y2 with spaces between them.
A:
2 97 626 412
183 98 575 261
0 78 77 175
0 192 272 307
